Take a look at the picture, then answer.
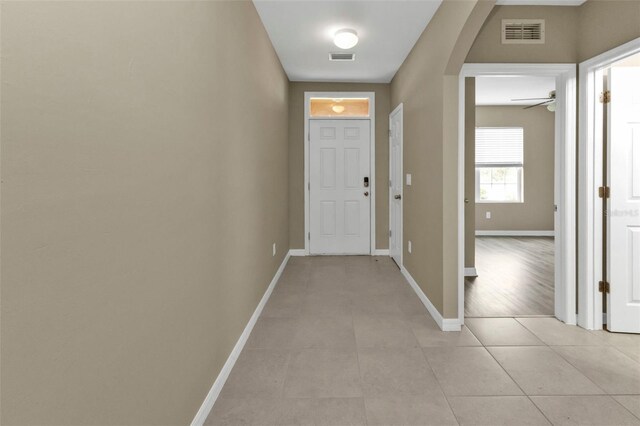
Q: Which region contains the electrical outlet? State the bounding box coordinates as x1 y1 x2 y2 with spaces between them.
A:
272 243 276 256
486 211 491 219
408 240 412 254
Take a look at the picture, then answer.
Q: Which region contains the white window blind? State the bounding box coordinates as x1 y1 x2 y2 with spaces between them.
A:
475 127 524 167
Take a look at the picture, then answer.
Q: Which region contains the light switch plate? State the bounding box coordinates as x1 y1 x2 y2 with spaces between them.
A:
406 174 412 186
486 212 491 219
273 243 276 256
408 240 412 254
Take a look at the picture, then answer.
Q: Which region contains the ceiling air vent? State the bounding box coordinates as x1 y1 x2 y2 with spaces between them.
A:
329 52 355 61
502 19 545 44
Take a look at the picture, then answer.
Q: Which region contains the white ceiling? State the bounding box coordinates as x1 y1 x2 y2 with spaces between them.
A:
253 0 442 83
475 76 556 106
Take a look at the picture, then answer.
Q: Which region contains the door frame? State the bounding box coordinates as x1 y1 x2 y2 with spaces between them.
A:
304 91 376 256
389 103 404 267
578 37 640 330
458 63 577 327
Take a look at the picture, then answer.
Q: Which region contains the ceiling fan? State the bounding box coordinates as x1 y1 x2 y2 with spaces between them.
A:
512 90 556 110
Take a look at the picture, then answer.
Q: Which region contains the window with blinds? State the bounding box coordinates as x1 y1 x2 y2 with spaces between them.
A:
475 127 524 203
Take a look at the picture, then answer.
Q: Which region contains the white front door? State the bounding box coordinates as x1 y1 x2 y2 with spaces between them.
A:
389 106 403 266
309 119 371 255
607 65 640 333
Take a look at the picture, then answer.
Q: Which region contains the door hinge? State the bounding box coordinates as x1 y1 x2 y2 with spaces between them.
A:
308 182 310 191
308 232 310 240
389 179 392 188
599 280 610 294
598 186 610 198
389 229 392 237
389 129 391 137
599 90 611 104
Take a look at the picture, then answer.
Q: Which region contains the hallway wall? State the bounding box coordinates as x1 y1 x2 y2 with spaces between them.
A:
288 82 391 250
466 5 579 64
0 2 289 424
464 78 476 269
391 0 495 320
466 0 640 64
578 0 640 62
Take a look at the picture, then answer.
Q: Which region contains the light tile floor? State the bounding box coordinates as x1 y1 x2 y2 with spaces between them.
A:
206 256 640 426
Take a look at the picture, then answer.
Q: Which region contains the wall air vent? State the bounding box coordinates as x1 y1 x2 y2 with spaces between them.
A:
502 19 545 44
329 52 355 61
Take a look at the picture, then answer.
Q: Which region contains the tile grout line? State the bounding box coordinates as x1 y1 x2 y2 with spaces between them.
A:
609 395 640 421
544 345 620 395
480 342 553 425
417 344 461 426
480 322 556 426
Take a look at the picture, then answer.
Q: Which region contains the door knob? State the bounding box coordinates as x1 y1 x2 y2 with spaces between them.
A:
464 198 469 204
364 192 369 197
394 194 401 200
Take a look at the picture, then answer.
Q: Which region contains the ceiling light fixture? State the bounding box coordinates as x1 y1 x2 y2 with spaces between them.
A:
332 105 345 113
334 29 358 50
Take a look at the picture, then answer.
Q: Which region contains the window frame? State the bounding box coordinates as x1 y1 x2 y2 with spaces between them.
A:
475 166 524 203
475 126 525 204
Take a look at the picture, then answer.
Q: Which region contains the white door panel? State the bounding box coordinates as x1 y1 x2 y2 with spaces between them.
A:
389 107 403 266
310 120 370 254
608 66 640 333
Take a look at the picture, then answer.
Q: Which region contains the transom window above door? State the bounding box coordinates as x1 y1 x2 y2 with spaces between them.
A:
310 98 370 118
475 127 524 203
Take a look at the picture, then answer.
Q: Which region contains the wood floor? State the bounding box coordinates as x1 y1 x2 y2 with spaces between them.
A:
465 236 554 317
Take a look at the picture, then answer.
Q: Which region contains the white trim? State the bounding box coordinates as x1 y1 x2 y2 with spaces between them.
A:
464 267 478 277
475 230 555 237
400 266 462 331
288 249 307 257
389 103 404 268
190 251 292 426
459 63 577 327
578 37 640 330
304 91 376 256
374 249 390 256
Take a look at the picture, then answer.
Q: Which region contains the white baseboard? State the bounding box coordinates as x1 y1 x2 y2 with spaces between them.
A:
464 267 478 277
290 249 389 257
191 251 291 426
475 230 555 237
400 266 461 332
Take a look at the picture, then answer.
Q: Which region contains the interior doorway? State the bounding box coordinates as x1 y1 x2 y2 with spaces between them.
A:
466 75 557 318
389 104 403 267
458 64 577 326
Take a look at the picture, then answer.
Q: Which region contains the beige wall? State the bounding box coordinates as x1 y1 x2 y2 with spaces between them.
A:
391 0 494 319
464 78 476 268
1 2 289 425
475 106 555 231
578 0 640 62
467 1 640 64
467 5 579 63
288 82 390 250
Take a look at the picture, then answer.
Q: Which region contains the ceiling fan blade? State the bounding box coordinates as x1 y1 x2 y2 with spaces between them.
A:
523 100 553 110
511 97 552 101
